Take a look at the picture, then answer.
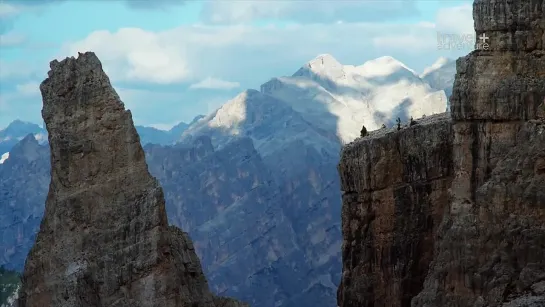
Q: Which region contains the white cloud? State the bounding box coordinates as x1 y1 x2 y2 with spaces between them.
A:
0 97 9 112
0 60 41 80
201 0 418 24
435 4 473 34
62 21 456 86
112 86 231 126
15 81 40 97
0 31 25 46
115 87 182 108
0 3 21 19
64 28 190 84
372 21 437 53
189 77 240 90
59 4 473 86
365 5 474 55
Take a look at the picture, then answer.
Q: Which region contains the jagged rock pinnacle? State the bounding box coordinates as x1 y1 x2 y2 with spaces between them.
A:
18 52 246 307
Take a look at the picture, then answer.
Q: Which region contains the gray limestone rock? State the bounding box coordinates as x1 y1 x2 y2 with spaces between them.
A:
414 0 545 306
17 52 246 307
336 1 545 307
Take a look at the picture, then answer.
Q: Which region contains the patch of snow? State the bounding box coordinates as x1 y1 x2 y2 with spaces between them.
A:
180 54 452 154
420 57 451 78
420 57 456 92
0 152 9 164
0 284 19 307
355 55 418 78
34 133 48 144
261 55 447 143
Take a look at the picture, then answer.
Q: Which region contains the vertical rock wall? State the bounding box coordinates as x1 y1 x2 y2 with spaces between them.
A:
337 1 545 306
414 0 545 306
18 52 246 307
337 114 453 307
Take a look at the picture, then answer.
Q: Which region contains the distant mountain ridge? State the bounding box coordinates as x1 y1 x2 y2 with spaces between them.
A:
2 55 454 149
0 120 47 157
420 57 456 109
136 114 205 145
0 115 206 156
0 54 456 307
260 54 448 143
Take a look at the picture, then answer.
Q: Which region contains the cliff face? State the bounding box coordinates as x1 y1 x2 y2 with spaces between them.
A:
337 0 545 306
17 52 245 307
414 0 545 306
336 114 453 307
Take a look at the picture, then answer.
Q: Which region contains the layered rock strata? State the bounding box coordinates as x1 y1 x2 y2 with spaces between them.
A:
337 0 545 306
414 0 545 306
17 52 246 307
336 114 453 307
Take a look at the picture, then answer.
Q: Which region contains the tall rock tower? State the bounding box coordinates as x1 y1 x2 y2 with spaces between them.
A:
336 1 544 307
413 0 545 306
17 52 246 307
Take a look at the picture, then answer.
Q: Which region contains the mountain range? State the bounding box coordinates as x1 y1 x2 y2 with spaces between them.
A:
0 54 455 307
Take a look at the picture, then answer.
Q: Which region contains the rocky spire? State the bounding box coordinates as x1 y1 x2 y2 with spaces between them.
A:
18 52 246 307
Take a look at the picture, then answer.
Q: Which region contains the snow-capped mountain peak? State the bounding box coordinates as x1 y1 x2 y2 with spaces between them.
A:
355 55 417 78
420 57 456 110
292 53 345 81
0 120 48 154
260 54 447 142
182 53 450 150
307 54 343 71
420 56 452 78
208 89 261 130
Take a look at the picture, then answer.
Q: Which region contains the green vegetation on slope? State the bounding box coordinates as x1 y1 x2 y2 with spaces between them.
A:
0 266 20 305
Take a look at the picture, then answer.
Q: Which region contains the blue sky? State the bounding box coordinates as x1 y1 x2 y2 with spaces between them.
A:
0 0 474 129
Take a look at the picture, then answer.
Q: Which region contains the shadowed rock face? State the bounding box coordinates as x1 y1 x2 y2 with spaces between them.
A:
413 1 545 306
17 52 246 307
337 1 545 306
336 114 454 307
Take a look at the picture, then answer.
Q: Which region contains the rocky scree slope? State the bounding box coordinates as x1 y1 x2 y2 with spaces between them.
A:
337 0 545 306
17 52 246 307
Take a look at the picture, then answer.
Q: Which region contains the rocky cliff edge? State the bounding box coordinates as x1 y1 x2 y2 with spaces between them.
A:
337 0 545 306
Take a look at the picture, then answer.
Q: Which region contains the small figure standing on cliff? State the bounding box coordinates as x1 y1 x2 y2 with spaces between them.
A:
410 117 417 126
360 124 368 137
381 124 386 129
396 117 401 130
